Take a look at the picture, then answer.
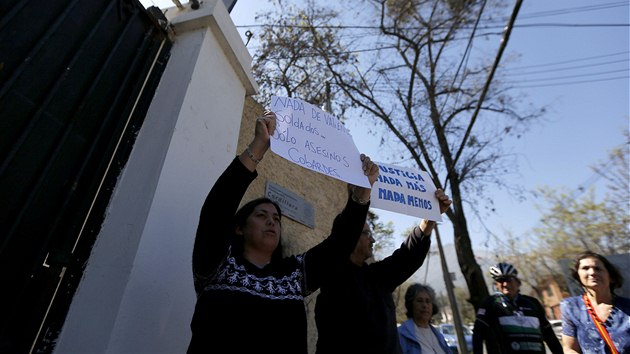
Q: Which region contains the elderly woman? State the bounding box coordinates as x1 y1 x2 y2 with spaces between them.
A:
398 283 451 354
561 251 630 353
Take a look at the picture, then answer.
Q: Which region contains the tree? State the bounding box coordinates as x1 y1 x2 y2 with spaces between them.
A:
591 129 630 219
454 286 476 324
314 0 536 309
533 132 630 259
393 282 410 324
252 0 540 309
495 132 630 294
490 231 568 298
532 130 630 259
252 0 356 117
368 210 396 256
534 189 629 259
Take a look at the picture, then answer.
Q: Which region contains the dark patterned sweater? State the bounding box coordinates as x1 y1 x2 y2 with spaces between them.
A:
188 157 368 354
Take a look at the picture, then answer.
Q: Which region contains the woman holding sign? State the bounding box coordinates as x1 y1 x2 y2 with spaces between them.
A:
313 184 451 354
187 111 380 354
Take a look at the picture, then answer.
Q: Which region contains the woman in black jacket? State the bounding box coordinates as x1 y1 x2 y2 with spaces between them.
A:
187 110 379 354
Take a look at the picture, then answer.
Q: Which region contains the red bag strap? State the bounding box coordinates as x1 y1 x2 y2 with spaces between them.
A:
582 294 618 354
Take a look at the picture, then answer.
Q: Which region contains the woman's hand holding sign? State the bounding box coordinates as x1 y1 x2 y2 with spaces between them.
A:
436 189 452 214
350 154 379 205
240 110 277 172
418 189 451 235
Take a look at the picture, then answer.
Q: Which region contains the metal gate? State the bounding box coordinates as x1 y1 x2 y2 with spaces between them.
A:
0 0 172 352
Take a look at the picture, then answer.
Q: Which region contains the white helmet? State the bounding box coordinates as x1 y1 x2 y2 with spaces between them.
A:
489 262 518 280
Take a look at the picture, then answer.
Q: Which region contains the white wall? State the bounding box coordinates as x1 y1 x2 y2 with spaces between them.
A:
54 1 257 353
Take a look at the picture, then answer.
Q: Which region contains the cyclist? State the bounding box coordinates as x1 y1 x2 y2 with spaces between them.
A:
472 262 562 354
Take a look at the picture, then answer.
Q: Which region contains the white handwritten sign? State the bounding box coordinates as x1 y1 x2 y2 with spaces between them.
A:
270 96 370 188
370 162 442 222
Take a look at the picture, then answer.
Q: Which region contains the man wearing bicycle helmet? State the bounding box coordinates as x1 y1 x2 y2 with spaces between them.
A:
472 262 562 354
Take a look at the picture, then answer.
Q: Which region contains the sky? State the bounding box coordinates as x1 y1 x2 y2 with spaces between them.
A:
140 0 629 256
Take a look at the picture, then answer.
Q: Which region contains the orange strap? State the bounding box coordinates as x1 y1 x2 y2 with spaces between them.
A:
582 294 618 354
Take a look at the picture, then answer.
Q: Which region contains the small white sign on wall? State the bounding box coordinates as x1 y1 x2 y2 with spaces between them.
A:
265 181 315 229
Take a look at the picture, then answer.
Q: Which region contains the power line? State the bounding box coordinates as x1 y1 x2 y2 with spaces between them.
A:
508 59 629 76
236 22 629 31
509 51 628 70
235 1 629 41
516 1 628 19
512 23 628 28
510 75 628 88
257 45 627 71
439 0 488 117
508 68 628 82
259 54 628 89
248 2 628 90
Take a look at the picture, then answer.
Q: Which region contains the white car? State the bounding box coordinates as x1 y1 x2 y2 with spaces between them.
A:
549 319 562 340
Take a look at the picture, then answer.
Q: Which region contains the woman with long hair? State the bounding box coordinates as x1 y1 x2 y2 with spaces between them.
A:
561 251 630 353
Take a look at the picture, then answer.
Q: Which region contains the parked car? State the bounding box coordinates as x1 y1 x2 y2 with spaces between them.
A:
438 323 473 353
549 319 563 340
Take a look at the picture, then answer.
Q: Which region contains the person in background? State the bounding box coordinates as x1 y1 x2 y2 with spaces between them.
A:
398 283 452 354
187 110 379 354
560 250 630 353
472 262 562 354
313 185 452 354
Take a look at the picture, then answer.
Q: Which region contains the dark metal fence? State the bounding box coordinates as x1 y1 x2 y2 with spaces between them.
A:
0 1 171 352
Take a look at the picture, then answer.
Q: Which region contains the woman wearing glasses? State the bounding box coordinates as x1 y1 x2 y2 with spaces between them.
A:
313 187 452 354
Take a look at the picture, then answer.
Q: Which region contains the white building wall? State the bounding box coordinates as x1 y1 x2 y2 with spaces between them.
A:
54 1 257 353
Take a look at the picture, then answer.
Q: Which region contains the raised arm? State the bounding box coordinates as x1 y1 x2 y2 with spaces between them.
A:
303 154 379 291
192 111 276 287
370 189 452 289
416 188 451 235
238 110 276 172
349 153 379 204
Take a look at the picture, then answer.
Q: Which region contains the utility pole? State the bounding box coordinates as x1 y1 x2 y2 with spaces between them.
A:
435 0 523 347
435 226 468 354
324 81 332 112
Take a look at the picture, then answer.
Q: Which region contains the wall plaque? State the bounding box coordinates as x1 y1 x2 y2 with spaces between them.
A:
265 182 315 229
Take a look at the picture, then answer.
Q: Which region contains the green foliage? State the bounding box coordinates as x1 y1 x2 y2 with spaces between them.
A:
454 286 475 324
368 210 396 255
494 134 630 293
393 283 409 324
534 187 630 260
534 133 630 259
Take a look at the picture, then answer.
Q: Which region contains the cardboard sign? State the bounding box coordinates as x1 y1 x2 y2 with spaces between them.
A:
370 162 442 222
270 96 370 187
